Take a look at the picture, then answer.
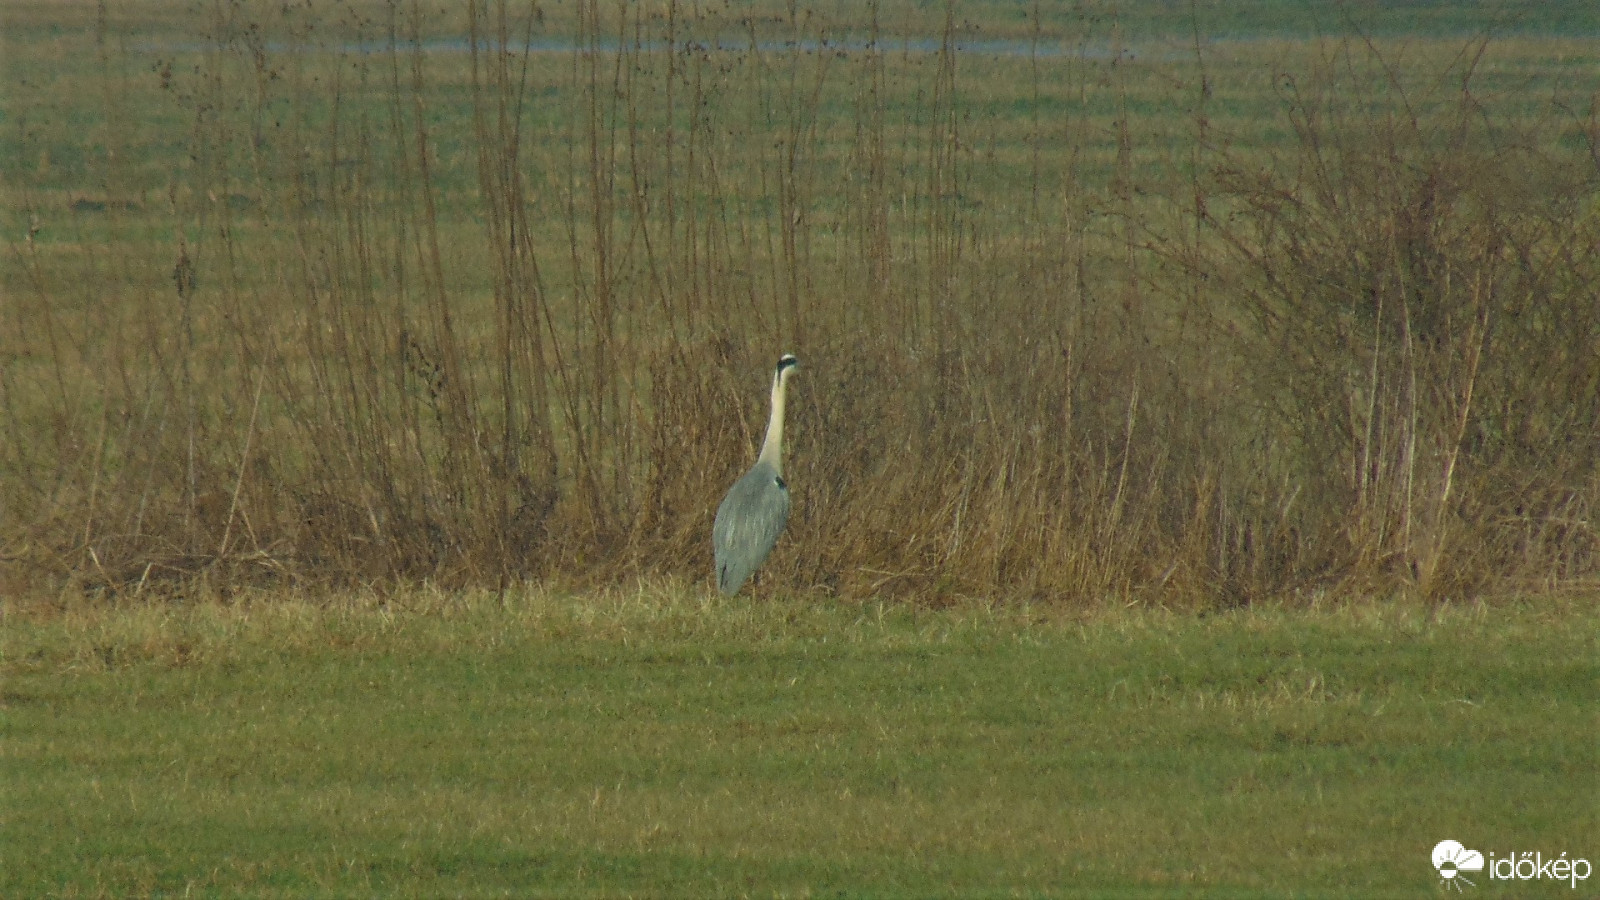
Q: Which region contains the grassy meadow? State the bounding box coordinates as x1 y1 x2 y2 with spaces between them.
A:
5 587 1596 897
1 1 1597 896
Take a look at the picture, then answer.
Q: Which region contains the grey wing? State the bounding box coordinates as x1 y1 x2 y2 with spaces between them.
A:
712 468 791 595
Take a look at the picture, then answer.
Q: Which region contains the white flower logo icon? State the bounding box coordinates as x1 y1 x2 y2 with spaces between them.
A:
1433 840 1485 890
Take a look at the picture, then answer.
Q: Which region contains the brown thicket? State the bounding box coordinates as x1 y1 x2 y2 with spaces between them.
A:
2 3 1594 605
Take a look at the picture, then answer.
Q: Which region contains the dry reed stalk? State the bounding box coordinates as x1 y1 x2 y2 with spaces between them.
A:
1 3 1592 603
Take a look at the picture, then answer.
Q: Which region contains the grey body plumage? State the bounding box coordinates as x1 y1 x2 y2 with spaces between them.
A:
713 354 797 595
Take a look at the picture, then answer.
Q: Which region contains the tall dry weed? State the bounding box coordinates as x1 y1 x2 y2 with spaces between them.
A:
1 3 1593 605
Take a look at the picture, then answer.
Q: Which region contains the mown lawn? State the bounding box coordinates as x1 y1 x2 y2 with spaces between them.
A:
3 588 1593 898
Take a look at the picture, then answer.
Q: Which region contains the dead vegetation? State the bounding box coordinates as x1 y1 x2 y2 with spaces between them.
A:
1 2 1595 606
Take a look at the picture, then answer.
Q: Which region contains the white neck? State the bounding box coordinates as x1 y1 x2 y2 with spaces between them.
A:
756 365 792 475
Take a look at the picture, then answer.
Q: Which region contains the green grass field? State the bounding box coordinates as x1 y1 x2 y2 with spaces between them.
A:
4 589 1595 897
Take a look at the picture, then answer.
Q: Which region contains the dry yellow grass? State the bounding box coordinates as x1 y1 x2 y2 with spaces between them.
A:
1 1 1595 605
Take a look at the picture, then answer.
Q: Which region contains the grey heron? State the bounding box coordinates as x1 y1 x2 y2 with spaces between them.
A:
713 354 798 595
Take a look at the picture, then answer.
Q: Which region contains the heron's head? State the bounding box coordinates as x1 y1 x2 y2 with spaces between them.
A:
776 354 798 375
